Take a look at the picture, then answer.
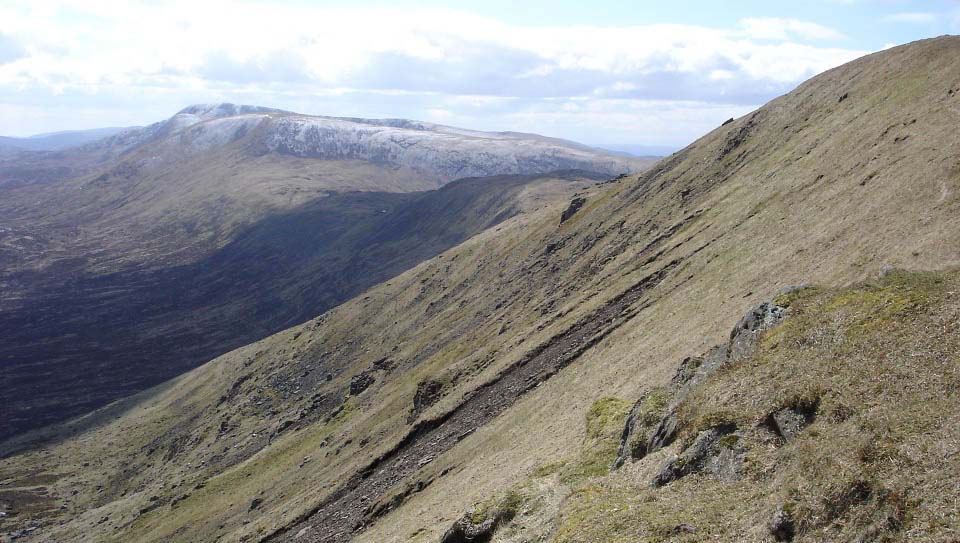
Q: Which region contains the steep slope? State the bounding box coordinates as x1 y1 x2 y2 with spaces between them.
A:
2 36 960 543
0 170 602 439
536 269 960 542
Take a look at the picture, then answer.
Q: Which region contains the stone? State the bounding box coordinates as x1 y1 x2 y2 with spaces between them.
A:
646 409 680 456
612 400 644 470
727 302 786 361
652 425 743 487
770 507 796 541
349 372 375 395
559 197 587 224
670 356 703 389
765 402 817 443
441 515 497 543
408 377 445 422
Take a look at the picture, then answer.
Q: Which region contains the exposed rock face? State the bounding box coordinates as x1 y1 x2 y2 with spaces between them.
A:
614 295 811 487
559 197 587 224
440 516 498 543
349 372 376 396
408 377 446 423
652 424 744 487
611 388 669 470
440 494 523 543
616 295 793 468
727 301 787 361
612 402 646 470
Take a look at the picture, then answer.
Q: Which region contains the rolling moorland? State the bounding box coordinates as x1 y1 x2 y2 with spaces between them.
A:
1 36 960 543
0 105 646 439
0 128 131 155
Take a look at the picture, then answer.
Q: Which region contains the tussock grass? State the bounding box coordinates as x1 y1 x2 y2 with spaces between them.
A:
549 270 960 542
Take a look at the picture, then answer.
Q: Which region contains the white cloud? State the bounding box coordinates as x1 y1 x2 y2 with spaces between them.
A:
0 0 870 145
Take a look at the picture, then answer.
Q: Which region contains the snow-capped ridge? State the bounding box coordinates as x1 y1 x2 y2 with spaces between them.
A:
175 103 289 120
86 104 650 183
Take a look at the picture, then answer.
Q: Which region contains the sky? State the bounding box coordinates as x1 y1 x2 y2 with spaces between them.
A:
0 0 957 150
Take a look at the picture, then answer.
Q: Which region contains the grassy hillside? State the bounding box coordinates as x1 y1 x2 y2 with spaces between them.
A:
0 171 599 439
476 269 960 542
2 36 960 543
0 103 648 440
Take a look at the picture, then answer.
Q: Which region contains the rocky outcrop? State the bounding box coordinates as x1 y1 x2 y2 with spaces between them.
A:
559 197 587 224
440 492 525 543
656 301 786 449
652 424 744 487
764 401 818 443
611 388 668 469
615 293 796 471
349 371 376 396
440 515 498 543
408 377 447 423
770 506 796 541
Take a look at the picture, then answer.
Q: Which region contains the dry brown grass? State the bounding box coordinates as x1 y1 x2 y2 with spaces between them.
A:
544 269 960 542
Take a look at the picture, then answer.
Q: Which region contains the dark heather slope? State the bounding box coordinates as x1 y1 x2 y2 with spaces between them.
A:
0 171 602 439
1 37 959 543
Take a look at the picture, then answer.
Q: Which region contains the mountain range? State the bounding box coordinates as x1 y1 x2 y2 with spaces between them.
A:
0 105 649 439
1 36 959 543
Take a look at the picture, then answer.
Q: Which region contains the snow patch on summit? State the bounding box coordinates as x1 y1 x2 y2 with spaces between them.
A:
85 104 646 183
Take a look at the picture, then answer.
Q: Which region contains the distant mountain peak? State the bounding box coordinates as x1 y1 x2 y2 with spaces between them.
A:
175 103 288 120
85 104 651 183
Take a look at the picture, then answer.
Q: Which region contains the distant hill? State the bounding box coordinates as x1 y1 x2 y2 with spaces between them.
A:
0 127 132 152
0 104 651 273
0 104 647 440
0 170 604 439
592 143 679 158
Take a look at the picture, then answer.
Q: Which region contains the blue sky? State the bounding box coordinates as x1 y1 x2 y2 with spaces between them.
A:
0 0 957 150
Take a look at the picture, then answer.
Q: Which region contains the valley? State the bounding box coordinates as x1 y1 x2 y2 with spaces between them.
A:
0 104 645 439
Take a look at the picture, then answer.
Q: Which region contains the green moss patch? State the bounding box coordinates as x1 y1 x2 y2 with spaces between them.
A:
558 397 632 485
